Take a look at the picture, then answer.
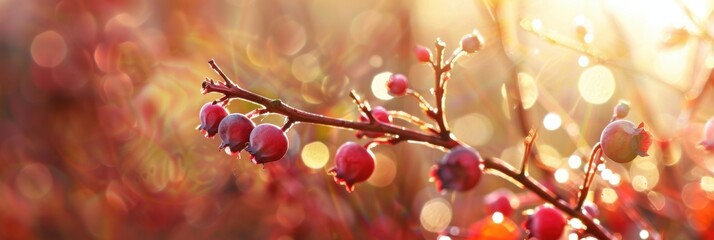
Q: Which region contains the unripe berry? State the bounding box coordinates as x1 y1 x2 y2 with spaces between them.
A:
460 31 485 54
414 45 432 63
600 120 652 163
198 102 228 138
430 146 483 192
700 117 714 151
386 73 408 97
218 113 255 155
246 124 288 164
613 100 630 120
484 189 517 217
355 106 393 138
526 205 566 240
328 142 375 192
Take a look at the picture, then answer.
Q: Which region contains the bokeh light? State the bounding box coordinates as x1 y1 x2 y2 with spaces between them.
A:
420 198 452 233
578 65 615 104
301 141 330 169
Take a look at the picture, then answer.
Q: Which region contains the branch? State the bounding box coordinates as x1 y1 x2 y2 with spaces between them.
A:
203 60 613 240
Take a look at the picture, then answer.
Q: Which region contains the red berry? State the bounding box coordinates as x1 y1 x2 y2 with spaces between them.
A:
328 142 375 192
430 146 483 192
526 205 566 240
484 189 517 216
700 117 714 151
414 45 432 63
355 106 393 138
218 113 255 155
460 31 485 53
386 73 408 97
198 102 228 138
600 120 651 163
246 124 288 164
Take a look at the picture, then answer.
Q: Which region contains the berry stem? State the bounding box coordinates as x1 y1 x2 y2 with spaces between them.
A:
208 59 237 88
406 89 435 116
203 60 613 240
388 110 439 135
576 143 602 210
519 128 538 176
432 39 451 139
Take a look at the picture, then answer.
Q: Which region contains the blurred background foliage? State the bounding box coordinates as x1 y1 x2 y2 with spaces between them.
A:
1 0 714 239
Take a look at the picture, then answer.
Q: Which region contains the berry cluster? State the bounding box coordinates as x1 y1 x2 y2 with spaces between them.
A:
198 102 288 164
198 28 655 239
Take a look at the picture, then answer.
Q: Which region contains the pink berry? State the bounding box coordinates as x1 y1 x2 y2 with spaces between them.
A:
484 189 517 216
613 100 630 120
246 124 288 164
414 45 432 63
218 113 255 155
700 117 714 151
430 146 483 192
198 102 228 138
600 120 652 163
460 31 485 53
526 205 566 240
386 73 408 97
328 142 375 192
355 106 393 138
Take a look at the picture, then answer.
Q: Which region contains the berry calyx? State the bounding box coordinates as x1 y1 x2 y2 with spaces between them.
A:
355 106 393 138
218 113 256 155
328 142 375 192
198 102 228 138
484 189 517 217
430 146 483 192
246 124 288 164
386 73 408 97
600 120 652 163
414 45 432 63
460 31 485 54
700 117 714 151
525 205 566 240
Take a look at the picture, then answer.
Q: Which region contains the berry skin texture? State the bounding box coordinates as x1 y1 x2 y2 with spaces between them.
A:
355 106 393 138
218 113 255 155
246 124 288 164
414 45 432 63
430 146 483 192
198 102 228 138
460 31 485 54
328 142 375 192
700 117 714 151
386 73 408 97
484 189 517 217
600 120 652 163
526 205 566 240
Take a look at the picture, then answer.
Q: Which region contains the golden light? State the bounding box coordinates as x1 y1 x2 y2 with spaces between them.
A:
500 72 538 109
601 187 618 204
420 198 452 233
301 141 330 169
701 176 714 192
578 65 615 105
554 168 569 183
371 72 394 100
543 113 562 131
367 153 397 187
568 155 582 169
639 230 650 239
453 113 493 146
491 212 504 224
578 55 590 67
292 53 322 83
